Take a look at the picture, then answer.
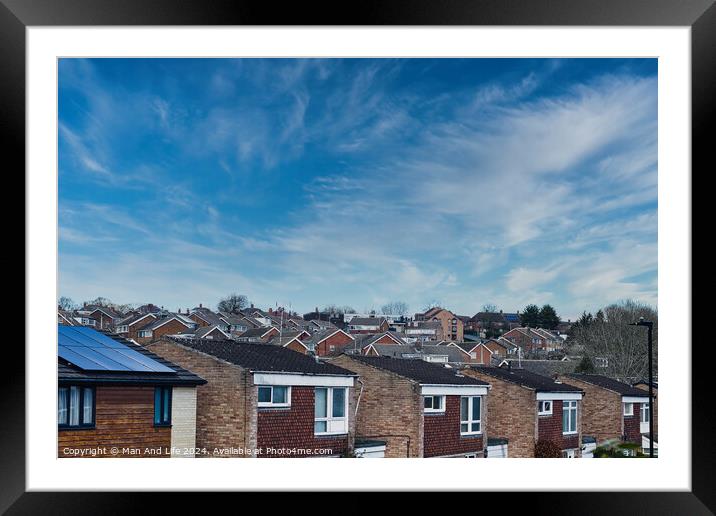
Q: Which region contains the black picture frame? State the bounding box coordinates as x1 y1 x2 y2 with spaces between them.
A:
4 0 708 512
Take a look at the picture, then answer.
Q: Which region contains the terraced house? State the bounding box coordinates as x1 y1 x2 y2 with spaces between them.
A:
560 374 654 452
145 337 358 458
330 355 490 458
57 325 206 457
463 366 584 458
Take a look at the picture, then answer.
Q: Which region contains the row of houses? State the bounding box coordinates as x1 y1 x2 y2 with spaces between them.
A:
58 325 657 459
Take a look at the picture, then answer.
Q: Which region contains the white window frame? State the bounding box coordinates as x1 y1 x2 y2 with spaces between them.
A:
257 385 291 408
538 400 553 416
314 387 348 436
562 448 577 458
460 396 482 436
562 400 578 435
138 330 152 338
640 402 650 433
623 402 634 416
423 395 446 413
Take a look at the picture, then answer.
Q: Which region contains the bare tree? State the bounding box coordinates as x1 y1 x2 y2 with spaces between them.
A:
569 300 658 382
217 293 249 314
481 303 498 313
380 301 410 315
422 299 443 312
58 296 77 311
323 304 355 315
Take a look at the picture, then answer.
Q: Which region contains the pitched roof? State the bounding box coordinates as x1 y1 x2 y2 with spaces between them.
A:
195 325 230 339
82 305 123 319
347 355 489 386
421 345 471 361
58 331 205 386
566 374 650 397
142 315 192 332
471 366 582 393
348 317 385 326
117 312 157 327
190 308 225 326
237 327 277 339
471 312 506 323
167 338 356 376
304 328 353 347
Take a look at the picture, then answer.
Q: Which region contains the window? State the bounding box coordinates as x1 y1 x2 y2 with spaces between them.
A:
562 449 576 458
138 330 152 338
423 395 445 413
640 403 650 433
154 387 172 426
314 387 347 435
538 400 553 415
460 396 482 435
257 385 290 407
116 325 129 333
58 386 94 428
623 402 634 416
562 400 578 434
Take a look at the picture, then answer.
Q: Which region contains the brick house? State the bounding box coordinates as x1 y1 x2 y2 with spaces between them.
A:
135 315 193 344
77 304 122 331
115 312 158 340
267 332 311 354
404 320 443 343
188 306 227 329
343 332 406 355
58 325 206 457
562 374 652 447
146 337 357 458
502 327 562 353
415 307 464 342
330 355 490 458
304 328 355 357
347 317 389 334
463 366 584 457
449 342 494 364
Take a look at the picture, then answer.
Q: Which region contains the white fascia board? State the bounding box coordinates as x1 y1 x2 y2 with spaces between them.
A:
252 372 355 387
421 385 489 396
536 392 583 401
622 395 650 403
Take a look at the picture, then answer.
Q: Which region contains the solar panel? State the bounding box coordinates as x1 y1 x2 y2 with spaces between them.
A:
58 325 175 373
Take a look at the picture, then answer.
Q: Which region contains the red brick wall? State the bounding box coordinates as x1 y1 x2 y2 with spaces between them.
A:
374 334 399 345
137 319 190 344
623 402 642 443
256 386 350 458
423 395 484 457
558 376 621 444
285 340 308 354
316 332 354 356
189 313 210 327
537 400 581 453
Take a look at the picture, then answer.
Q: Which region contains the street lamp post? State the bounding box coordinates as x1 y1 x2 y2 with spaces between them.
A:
630 318 655 458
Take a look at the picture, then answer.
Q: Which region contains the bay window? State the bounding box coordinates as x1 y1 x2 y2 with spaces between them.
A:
58 385 94 428
315 387 347 435
460 396 481 435
562 400 578 434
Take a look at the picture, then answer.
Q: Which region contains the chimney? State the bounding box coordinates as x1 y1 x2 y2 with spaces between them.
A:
251 303 254 309
507 361 512 372
199 303 203 309
268 308 273 314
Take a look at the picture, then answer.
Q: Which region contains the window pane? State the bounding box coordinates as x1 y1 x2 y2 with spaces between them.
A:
315 421 327 433
69 386 80 426
82 388 93 424
570 409 576 432
332 388 345 418
154 387 162 423
315 388 327 418
58 387 68 425
424 397 432 409
562 407 568 432
471 422 480 432
273 386 287 404
163 388 171 422
434 396 442 410
258 386 271 403
472 397 480 420
461 397 468 421
460 423 468 433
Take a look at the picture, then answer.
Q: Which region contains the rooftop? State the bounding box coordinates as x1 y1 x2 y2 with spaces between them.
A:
347 355 489 386
168 337 356 376
566 374 650 397
471 366 582 393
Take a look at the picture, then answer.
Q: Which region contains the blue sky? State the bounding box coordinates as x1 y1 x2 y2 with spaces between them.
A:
58 58 657 319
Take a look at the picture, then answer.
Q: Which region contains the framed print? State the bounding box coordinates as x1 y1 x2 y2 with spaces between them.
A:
5 0 710 512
